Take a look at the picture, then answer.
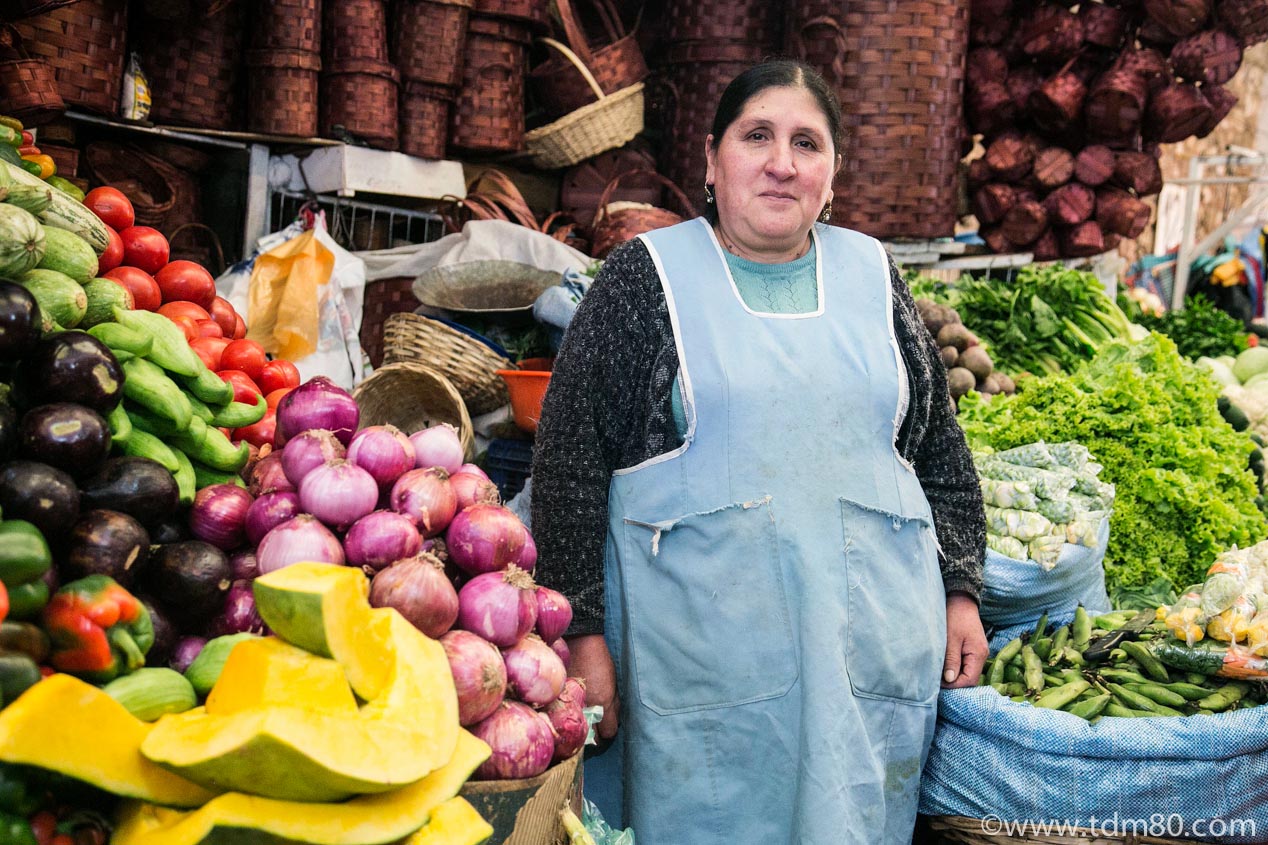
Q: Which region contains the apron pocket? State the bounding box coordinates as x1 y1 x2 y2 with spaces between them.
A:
840 496 945 704
621 497 797 715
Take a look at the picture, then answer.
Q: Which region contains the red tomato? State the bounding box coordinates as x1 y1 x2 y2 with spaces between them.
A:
208 296 238 338
232 312 246 339
98 224 125 273
191 337 231 371
234 411 277 449
169 315 200 343
50 835 74 845
258 359 301 394
218 369 263 404
119 226 170 275
155 260 215 310
194 319 224 339
0 581 7 625
220 339 267 383
103 266 161 311
84 186 135 231
157 301 211 322
265 386 294 409
29 810 56 844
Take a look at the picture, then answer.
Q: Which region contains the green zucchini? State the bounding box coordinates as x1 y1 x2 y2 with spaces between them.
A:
103 667 197 721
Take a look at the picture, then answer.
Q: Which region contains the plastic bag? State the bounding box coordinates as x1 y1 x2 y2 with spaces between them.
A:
582 799 635 845
120 52 151 122
1164 587 1210 645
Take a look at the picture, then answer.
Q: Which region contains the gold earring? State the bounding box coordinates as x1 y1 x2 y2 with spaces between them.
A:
820 202 832 223
705 184 715 204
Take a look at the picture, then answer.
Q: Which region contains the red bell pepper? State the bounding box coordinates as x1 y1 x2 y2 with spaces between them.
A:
41 575 153 683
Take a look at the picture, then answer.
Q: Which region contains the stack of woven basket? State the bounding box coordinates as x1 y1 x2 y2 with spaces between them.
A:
132 0 245 130
322 0 399 149
246 0 322 137
393 0 474 159
12 0 126 119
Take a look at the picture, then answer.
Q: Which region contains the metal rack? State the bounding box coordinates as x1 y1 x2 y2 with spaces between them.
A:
267 189 447 252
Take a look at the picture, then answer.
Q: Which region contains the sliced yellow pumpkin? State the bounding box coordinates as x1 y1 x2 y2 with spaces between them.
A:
204 636 357 717
0 674 216 808
402 797 493 845
252 562 394 700
113 731 490 845
141 610 460 802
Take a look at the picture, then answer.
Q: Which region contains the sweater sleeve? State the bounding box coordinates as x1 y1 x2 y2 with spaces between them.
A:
530 241 665 636
889 261 986 601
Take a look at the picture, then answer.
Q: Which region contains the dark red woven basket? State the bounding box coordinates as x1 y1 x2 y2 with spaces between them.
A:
361 276 421 368
0 24 65 125
450 14 529 153
13 0 126 115
321 58 400 149
254 0 321 52
400 80 454 159
39 141 78 175
324 0 389 63
651 59 754 197
246 48 321 137
663 0 782 53
392 0 472 86
528 0 647 119
5 0 81 21
133 0 245 130
472 0 547 28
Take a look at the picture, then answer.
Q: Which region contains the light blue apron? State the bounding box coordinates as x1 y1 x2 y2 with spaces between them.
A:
585 218 947 844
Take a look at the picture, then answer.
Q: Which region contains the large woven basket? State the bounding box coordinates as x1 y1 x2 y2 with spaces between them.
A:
400 80 454 160
662 0 782 51
392 0 472 86
450 13 530 153
928 815 1199 845
591 168 694 257
472 0 547 28
321 58 399 149
84 141 177 227
323 0 389 62
524 38 643 169
254 0 321 52
527 0 646 119
382 312 514 417
133 0 245 130
5 0 81 20
246 48 320 138
13 0 125 115
353 362 476 458
0 24 64 125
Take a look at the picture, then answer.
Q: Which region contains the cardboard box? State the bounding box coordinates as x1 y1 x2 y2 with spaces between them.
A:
460 753 584 845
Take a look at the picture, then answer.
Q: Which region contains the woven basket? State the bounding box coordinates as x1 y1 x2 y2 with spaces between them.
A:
353 361 476 458
39 141 78 176
591 168 694 257
14 0 125 115
472 0 547 28
528 0 646 119
133 0 245 130
524 38 643 169
560 139 660 230
0 25 64 125
361 276 421 367
321 58 399 149
663 0 782 50
84 141 177 227
5 0 81 20
383 312 514 417
450 14 529 153
324 0 389 62
400 80 454 160
254 0 321 52
651 59 755 195
928 815 1198 845
246 48 320 138
392 0 471 86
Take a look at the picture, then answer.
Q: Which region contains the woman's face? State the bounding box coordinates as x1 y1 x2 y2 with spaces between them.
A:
705 85 840 255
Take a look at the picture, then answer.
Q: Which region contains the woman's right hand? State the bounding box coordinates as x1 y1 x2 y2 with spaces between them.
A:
566 634 620 739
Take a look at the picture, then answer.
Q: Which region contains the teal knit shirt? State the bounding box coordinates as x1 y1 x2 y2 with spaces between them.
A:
670 242 818 433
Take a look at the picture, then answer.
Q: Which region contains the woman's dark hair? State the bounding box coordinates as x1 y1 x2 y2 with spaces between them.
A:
703 59 843 222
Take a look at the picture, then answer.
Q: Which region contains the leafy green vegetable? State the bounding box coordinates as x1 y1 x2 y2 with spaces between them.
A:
958 333 1266 596
1135 294 1249 360
1111 576 1180 612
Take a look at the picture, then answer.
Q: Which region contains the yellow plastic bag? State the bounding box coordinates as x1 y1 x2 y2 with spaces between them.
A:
246 230 335 362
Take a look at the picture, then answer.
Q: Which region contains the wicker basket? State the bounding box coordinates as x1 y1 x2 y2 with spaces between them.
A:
321 58 399 149
651 59 755 195
591 168 694 257
13 0 125 115
84 141 177 227
323 0 389 62
254 0 322 52
663 0 782 51
5 0 81 21
361 276 421 367
246 48 320 138
353 362 476 459
400 80 454 160
392 0 472 86
39 141 77 176
133 0 245 130
524 38 643 169
928 815 1198 845
382 312 514 417
472 0 547 28
0 25 64 125
528 0 647 119
450 13 529 153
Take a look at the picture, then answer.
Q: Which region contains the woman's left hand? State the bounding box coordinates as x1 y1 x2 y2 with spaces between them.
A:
942 592 988 688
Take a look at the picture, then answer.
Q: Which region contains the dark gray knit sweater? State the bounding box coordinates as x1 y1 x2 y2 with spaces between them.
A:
530 237 985 637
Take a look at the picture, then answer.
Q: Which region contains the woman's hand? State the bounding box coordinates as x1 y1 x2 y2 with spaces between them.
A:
942 592 988 688
567 634 620 739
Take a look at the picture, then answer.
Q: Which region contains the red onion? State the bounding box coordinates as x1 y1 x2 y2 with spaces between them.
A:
188 484 255 550
347 424 416 488
543 677 587 762
344 510 421 571
299 460 379 531
228 550 260 581
256 514 345 574
281 429 346 488
446 504 528 576
275 376 360 447
470 701 555 780
457 568 538 647
534 586 572 643
450 470 501 512
459 463 489 480
171 636 207 674
390 467 458 537
410 424 464 475
244 491 302 547
369 553 460 638
441 629 509 726
247 451 293 496
517 530 537 572
211 579 268 636
550 637 570 669
502 634 566 706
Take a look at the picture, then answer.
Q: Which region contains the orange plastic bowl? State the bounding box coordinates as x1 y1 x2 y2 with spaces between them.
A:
497 358 554 434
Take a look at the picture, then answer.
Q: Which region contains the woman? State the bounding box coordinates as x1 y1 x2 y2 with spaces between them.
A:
531 59 987 843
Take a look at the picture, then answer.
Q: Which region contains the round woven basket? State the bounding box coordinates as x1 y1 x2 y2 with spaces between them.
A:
382 312 514 418
450 14 530 153
133 0 245 130
392 0 472 86
352 362 476 459
0 25 64 126
400 80 454 160
246 48 321 138
254 0 322 52
320 58 399 149
928 816 1198 845
13 0 126 115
